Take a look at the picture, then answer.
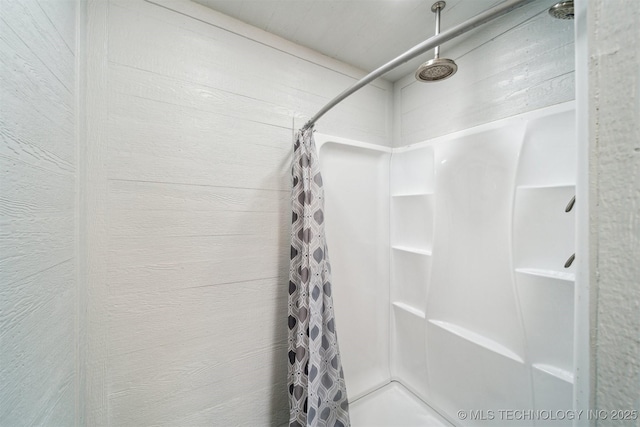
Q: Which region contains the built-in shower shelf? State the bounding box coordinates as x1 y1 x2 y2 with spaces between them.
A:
515 268 575 282
428 319 524 363
516 184 576 191
392 246 432 256
392 301 425 319
391 192 434 198
532 363 574 384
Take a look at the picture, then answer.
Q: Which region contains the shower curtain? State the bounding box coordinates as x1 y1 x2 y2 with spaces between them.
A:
288 128 350 427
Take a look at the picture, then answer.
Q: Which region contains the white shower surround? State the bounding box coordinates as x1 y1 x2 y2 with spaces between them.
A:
317 101 581 426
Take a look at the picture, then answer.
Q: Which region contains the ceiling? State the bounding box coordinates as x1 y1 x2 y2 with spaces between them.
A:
193 0 505 82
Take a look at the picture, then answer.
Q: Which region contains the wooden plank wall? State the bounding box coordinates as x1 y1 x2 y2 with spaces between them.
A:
0 0 78 425
84 0 392 425
393 1 575 147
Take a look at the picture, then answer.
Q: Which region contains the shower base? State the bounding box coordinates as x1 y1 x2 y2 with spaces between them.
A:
350 382 452 427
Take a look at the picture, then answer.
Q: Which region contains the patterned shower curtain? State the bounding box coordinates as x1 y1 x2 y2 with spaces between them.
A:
288 127 350 427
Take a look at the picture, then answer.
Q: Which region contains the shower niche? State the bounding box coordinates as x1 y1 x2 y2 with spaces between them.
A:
318 102 577 427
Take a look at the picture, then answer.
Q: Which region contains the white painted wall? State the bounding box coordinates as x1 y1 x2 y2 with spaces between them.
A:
83 0 392 425
0 0 79 425
588 1 640 423
393 0 575 147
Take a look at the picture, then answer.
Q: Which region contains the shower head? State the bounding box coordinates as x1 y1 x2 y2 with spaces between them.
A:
548 1 574 19
416 1 457 83
415 57 458 82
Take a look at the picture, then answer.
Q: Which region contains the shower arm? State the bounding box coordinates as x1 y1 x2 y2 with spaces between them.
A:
301 0 533 132
433 1 443 59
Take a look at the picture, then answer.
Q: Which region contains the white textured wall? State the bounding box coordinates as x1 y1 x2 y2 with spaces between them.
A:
83 0 392 425
393 0 574 146
0 0 79 425
589 1 640 424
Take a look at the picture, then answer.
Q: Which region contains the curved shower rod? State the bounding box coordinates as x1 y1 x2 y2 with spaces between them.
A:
301 0 534 131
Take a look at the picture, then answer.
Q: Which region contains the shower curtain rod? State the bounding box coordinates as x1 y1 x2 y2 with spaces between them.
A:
301 0 534 131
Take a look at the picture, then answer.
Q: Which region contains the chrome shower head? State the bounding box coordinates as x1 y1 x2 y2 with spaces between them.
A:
416 1 457 83
548 1 574 19
415 57 458 82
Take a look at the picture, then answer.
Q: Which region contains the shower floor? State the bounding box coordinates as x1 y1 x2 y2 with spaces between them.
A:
350 381 453 427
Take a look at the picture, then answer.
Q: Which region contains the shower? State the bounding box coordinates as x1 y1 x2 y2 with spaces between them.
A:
306 1 582 426
415 1 458 82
